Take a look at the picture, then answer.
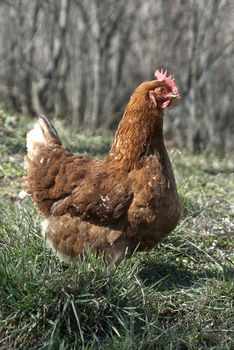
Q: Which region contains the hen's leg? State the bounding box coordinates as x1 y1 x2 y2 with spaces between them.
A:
103 237 132 266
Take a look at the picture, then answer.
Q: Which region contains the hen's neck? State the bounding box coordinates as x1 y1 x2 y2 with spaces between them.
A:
108 104 165 169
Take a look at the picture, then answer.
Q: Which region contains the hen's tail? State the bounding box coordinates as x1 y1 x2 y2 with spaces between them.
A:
26 115 62 160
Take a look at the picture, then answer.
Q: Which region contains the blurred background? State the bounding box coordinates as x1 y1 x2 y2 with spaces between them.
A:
0 0 233 154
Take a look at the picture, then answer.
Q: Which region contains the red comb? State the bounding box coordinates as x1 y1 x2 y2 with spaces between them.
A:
154 69 177 92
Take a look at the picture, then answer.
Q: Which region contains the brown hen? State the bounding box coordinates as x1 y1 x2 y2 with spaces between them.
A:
25 69 181 265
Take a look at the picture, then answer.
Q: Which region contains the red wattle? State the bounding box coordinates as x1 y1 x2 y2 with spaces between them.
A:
158 99 172 109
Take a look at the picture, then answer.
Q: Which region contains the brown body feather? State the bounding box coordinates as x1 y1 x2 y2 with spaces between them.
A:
25 80 181 265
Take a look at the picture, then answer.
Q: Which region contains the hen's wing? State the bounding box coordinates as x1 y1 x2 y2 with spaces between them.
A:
51 163 133 227
25 115 133 226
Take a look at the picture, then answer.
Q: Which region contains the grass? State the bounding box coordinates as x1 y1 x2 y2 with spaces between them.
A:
0 109 233 349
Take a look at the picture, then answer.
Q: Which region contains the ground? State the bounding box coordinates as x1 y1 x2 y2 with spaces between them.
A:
0 110 233 349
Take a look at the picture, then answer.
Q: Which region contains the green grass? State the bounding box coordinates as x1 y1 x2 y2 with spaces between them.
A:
0 110 233 349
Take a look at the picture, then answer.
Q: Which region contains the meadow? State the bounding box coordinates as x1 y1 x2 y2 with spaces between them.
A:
0 110 233 349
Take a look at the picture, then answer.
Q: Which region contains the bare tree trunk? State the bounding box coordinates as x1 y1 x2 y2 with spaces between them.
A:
32 0 70 116
91 44 102 128
22 0 41 115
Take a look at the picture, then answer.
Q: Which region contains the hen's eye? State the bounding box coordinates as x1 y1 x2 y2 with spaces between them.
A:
159 87 166 93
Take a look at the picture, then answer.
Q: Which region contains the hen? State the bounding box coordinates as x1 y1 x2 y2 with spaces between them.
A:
25 69 181 265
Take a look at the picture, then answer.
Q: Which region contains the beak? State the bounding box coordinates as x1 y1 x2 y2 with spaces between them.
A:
175 93 181 100
169 92 181 100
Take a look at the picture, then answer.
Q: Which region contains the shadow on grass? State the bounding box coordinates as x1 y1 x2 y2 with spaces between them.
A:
138 261 234 291
138 262 197 290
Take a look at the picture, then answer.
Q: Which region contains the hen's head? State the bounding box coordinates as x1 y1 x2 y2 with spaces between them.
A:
149 69 180 109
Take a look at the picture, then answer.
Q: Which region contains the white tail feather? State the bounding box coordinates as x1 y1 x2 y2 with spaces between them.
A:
26 122 46 159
